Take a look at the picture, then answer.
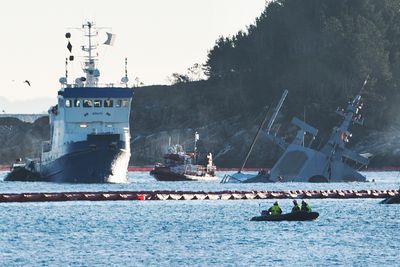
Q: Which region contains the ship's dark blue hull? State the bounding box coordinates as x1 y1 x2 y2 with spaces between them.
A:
39 135 129 183
5 132 130 184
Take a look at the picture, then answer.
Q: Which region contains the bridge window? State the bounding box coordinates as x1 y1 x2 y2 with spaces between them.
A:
104 99 113 107
116 100 122 108
94 99 102 108
116 99 129 108
74 99 81 107
121 99 129 107
83 99 93 108
65 99 72 108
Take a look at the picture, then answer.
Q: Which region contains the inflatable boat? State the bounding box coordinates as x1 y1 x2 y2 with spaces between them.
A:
251 211 319 221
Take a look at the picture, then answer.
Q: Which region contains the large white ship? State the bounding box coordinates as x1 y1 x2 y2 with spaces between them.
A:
6 22 134 183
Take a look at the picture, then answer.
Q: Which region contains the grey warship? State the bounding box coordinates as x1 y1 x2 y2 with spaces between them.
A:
222 81 370 183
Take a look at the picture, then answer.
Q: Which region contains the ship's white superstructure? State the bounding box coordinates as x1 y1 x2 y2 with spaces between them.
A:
32 21 134 183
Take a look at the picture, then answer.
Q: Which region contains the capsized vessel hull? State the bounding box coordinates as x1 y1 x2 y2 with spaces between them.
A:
222 85 370 183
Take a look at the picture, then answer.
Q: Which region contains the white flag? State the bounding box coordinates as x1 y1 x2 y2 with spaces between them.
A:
104 32 116 46
195 132 199 141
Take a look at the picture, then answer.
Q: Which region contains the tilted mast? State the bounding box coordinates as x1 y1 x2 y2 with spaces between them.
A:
321 77 369 165
238 90 288 173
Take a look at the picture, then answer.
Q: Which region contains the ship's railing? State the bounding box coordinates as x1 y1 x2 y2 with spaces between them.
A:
63 83 133 89
184 164 216 176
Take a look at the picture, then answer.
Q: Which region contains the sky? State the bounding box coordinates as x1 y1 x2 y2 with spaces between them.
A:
0 0 267 107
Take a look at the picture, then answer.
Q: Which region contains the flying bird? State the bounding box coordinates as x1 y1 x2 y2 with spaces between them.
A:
24 80 31 86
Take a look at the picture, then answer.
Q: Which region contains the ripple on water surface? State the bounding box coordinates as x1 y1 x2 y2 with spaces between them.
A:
0 171 399 266
0 171 399 193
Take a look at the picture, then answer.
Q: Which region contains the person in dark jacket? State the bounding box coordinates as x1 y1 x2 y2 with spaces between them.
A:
291 200 301 213
301 200 312 212
268 201 282 215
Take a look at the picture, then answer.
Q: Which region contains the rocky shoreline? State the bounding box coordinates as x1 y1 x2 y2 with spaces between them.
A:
1 110 399 168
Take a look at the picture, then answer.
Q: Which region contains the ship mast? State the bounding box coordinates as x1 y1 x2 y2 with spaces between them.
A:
82 21 100 87
319 77 369 166
333 77 368 148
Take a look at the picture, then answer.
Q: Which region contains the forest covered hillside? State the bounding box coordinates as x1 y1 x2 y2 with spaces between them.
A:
130 0 400 167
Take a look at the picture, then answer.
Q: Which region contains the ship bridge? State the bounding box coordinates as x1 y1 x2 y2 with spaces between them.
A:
60 87 133 121
50 86 134 145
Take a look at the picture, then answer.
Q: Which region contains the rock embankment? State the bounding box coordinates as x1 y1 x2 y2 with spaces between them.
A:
0 112 396 168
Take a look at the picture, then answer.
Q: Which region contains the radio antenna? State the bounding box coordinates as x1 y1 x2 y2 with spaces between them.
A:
121 57 129 87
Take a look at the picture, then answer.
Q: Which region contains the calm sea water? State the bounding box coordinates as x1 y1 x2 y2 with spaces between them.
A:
0 171 399 266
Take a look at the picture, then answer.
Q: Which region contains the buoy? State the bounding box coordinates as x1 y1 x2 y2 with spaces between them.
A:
135 194 145 201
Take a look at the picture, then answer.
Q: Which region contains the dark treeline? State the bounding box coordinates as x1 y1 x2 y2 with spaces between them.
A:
205 0 400 136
